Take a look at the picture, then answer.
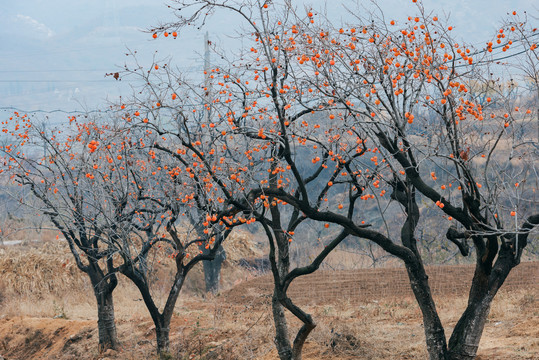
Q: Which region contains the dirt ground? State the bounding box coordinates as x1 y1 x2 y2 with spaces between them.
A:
0 240 537 359
0 288 537 360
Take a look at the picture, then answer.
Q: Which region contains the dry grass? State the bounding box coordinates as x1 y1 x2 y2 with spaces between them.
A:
2 290 535 359
0 240 537 359
0 242 87 299
0 229 261 321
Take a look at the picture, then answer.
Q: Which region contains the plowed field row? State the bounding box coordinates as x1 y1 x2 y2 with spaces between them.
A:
223 262 539 305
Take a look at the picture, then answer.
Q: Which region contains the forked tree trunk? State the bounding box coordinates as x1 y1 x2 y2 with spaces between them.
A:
272 292 293 360
122 265 186 357
267 212 316 360
87 262 118 352
447 216 539 359
263 200 296 360
405 262 448 360
447 259 509 359
96 291 118 351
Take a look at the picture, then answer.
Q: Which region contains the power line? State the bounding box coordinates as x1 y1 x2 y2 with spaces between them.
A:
0 80 124 83
0 107 120 115
0 64 204 75
0 69 112 73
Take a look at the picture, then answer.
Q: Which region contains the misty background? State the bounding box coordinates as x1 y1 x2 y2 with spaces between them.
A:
1 0 535 116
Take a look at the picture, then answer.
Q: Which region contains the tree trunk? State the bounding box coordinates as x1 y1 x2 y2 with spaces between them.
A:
291 320 315 360
405 262 448 360
445 214 539 359
96 292 118 352
272 291 293 360
447 259 509 360
394 179 448 359
447 294 494 360
271 227 294 360
122 264 187 357
155 320 171 357
264 200 295 360
201 244 226 294
88 262 118 352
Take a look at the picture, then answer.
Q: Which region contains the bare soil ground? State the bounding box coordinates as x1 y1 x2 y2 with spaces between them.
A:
0 240 537 359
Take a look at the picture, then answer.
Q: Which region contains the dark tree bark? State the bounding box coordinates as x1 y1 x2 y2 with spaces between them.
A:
266 207 295 360
272 291 293 360
391 179 449 360
87 259 119 352
95 290 118 352
447 266 495 360
121 265 183 356
156 325 171 356
405 262 448 360
447 242 515 359
200 243 226 294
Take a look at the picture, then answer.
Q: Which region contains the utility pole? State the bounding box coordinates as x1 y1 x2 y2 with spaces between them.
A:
204 31 211 124
201 31 226 294
43 122 47 159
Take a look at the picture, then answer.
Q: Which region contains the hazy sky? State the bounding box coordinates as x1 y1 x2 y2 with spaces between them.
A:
1 0 536 114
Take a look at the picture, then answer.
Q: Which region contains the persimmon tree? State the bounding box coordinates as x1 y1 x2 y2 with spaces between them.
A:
0 109 236 357
98 90 246 356
146 1 539 359
0 113 123 351
106 124 234 356
254 3 537 360
67 109 236 356
140 2 383 359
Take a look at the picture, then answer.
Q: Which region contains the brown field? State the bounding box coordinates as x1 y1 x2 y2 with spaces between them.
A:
0 240 538 360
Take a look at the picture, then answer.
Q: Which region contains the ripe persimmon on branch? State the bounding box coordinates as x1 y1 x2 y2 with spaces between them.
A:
144 1 539 359
0 109 234 357
0 113 123 351
263 3 538 360
124 6 380 358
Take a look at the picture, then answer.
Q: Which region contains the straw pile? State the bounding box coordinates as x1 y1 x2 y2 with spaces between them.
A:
0 241 88 300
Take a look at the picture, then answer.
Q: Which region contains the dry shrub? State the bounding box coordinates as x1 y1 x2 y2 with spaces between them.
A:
145 227 264 296
0 228 264 321
325 324 361 355
0 241 87 300
518 291 536 311
221 228 264 263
